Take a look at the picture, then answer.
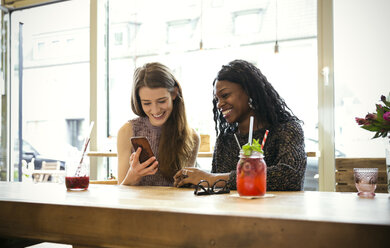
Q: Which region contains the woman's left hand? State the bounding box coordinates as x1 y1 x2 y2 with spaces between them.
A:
173 167 212 187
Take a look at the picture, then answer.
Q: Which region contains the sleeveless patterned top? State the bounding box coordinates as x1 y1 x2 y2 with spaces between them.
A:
130 116 173 186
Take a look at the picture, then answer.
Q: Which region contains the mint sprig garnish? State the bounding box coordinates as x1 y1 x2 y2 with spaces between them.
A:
242 139 264 156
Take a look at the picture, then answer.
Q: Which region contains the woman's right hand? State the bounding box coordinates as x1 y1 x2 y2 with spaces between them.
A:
121 147 158 185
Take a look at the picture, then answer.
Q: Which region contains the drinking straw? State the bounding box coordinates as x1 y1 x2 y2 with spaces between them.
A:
233 133 241 149
261 130 269 150
79 121 94 164
75 121 94 176
248 116 254 145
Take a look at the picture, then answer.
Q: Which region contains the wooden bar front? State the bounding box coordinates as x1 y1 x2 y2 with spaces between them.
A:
0 182 389 247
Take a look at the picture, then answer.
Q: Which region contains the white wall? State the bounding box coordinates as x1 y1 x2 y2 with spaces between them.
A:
334 0 390 157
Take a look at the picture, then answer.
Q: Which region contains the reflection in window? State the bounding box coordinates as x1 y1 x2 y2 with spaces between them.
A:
114 32 123 46
110 22 140 57
167 19 198 44
66 119 84 150
38 42 45 52
33 29 88 62
233 9 264 36
127 22 140 44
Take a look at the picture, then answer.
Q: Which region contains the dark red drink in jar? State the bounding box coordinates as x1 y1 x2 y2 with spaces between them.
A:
65 176 89 190
66 157 89 190
237 151 266 196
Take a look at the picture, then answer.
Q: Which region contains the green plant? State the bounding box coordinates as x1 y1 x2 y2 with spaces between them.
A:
242 139 264 156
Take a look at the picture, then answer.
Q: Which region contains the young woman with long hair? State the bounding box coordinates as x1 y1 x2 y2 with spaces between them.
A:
117 62 199 186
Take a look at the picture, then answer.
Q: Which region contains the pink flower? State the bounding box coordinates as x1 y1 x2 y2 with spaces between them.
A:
355 117 369 125
384 111 390 121
356 93 390 139
365 113 377 120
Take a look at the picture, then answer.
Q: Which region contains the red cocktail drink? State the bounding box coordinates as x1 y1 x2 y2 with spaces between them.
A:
65 176 89 190
237 151 266 196
65 157 89 190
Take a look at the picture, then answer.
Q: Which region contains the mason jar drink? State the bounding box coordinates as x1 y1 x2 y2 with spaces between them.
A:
237 150 266 196
65 156 89 190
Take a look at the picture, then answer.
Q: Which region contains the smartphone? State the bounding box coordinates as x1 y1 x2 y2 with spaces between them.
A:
130 136 154 165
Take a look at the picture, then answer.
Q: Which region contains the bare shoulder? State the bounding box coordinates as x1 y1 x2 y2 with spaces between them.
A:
191 128 200 139
191 128 200 145
117 122 134 141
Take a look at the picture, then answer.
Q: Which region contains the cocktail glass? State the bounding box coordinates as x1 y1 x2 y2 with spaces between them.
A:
353 168 378 198
237 151 266 196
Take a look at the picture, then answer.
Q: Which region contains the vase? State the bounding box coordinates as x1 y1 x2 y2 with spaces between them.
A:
386 139 390 193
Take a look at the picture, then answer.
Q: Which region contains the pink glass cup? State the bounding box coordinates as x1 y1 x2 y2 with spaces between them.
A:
353 168 378 198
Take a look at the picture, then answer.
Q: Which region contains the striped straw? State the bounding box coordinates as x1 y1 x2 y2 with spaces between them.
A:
261 130 269 150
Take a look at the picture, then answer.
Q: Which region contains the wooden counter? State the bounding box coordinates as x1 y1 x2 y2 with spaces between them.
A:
0 182 389 247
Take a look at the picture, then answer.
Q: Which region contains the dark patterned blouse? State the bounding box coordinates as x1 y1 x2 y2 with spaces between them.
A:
211 120 307 191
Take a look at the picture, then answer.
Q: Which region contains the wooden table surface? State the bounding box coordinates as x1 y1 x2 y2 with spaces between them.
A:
0 182 389 247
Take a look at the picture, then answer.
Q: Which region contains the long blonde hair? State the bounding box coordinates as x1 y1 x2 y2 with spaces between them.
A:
131 62 195 179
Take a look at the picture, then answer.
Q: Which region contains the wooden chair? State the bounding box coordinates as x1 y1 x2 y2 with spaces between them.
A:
335 158 388 193
33 161 64 183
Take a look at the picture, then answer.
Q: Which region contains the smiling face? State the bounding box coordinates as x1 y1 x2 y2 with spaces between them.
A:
214 80 252 125
138 87 176 127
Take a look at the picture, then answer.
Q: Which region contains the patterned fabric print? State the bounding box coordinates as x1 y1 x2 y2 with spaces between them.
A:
212 120 307 191
131 117 173 186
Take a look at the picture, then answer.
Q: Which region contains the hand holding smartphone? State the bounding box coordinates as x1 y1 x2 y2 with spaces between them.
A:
130 136 154 166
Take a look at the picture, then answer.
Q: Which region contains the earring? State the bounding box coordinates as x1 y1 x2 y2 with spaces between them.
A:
248 98 255 110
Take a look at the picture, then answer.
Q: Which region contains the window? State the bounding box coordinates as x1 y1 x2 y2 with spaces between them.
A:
167 19 198 44
37 42 45 52
2 0 318 187
9 0 90 181
334 0 390 158
66 119 84 150
114 32 123 46
1 9 8 181
233 9 264 36
108 0 318 190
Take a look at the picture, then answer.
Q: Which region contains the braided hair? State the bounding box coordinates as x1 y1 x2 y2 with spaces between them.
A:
212 59 300 136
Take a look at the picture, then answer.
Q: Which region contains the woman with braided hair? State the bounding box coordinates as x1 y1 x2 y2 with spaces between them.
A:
174 59 306 191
